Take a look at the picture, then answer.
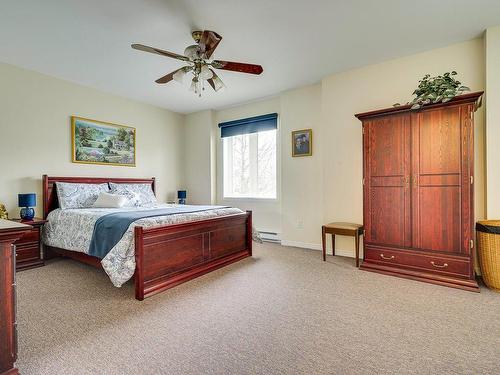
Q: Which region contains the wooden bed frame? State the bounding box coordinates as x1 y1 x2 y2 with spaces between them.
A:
42 175 252 300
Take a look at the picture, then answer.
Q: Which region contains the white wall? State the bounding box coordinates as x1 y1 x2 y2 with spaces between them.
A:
485 26 500 218
0 62 184 218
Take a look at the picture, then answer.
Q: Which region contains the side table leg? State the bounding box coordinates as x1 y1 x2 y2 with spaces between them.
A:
355 233 360 268
332 234 336 256
322 227 326 261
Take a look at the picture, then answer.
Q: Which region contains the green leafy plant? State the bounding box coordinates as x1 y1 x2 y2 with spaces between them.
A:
394 71 470 109
409 71 469 109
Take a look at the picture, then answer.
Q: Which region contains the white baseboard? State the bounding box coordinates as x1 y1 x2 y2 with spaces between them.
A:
280 240 356 259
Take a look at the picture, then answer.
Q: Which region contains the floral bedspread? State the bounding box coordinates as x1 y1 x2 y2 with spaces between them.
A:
43 204 244 287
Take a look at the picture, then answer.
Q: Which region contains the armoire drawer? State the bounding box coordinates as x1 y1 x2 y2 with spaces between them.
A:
364 247 471 278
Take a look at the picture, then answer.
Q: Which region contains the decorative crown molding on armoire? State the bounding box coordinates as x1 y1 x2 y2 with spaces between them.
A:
356 92 483 292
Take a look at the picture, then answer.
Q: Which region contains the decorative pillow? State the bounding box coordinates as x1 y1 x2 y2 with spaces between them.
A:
109 183 157 207
93 192 128 208
56 182 109 209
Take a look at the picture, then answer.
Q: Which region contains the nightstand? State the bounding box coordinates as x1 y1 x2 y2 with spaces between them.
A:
11 217 47 271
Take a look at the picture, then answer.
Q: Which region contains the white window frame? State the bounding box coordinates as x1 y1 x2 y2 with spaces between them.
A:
221 128 279 201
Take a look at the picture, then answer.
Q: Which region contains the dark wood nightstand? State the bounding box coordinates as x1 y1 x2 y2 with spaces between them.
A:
10 217 47 271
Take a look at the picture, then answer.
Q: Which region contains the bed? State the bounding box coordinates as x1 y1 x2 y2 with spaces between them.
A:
42 175 252 300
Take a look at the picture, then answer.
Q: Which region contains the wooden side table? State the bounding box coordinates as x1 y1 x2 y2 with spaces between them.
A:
322 222 364 267
10 218 47 271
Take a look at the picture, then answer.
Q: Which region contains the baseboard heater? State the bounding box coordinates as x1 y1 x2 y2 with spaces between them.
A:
258 231 281 243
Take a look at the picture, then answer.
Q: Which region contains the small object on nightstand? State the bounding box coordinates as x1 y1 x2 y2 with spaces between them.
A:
0 203 8 219
322 222 364 267
178 190 187 205
10 217 47 271
18 193 36 221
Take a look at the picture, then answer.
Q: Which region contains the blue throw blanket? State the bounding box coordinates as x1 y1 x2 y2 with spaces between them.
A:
89 205 227 259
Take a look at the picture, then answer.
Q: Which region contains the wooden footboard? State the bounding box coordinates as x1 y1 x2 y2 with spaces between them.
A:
134 211 252 300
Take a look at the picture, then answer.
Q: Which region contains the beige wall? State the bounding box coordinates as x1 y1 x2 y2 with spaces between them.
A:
279 84 323 247
184 38 487 258
0 62 184 218
485 26 500 218
215 97 282 234
1 36 490 259
183 109 216 204
322 38 486 254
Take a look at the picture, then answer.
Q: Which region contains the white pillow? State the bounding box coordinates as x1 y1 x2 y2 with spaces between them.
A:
109 183 157 207
56 182 109 209
93 192 128 208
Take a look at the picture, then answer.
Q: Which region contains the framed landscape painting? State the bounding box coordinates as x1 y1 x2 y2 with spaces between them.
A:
292 129 312 157
71 116 136 167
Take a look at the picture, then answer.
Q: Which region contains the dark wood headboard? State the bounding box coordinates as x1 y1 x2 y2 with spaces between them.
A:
42 175 156 219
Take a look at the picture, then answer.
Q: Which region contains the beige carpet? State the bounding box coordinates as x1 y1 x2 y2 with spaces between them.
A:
16 242 499 375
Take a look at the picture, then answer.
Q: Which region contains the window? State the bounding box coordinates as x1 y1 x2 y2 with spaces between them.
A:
220 114 278 199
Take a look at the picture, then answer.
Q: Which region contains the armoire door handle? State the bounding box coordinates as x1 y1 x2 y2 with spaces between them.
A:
380 254 395 260
430 261 448 268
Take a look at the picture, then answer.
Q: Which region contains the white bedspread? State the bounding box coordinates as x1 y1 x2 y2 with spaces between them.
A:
43 204 243 287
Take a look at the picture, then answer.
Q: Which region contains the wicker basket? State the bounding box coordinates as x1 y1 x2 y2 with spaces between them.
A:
476 220 500 292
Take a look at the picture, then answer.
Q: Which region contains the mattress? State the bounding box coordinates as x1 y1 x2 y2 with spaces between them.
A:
43 204 243 287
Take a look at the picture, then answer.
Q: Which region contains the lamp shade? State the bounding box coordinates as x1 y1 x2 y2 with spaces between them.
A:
18 193 36 207
177 190 187 199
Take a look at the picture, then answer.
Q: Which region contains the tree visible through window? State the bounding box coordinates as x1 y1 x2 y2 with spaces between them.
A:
223 129 277 199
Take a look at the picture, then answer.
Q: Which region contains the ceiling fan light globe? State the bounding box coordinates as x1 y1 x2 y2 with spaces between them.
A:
184 45 200 60
172 69 186 84
200 65 213 80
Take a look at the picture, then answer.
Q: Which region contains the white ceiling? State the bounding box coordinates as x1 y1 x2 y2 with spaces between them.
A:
1 0 500 114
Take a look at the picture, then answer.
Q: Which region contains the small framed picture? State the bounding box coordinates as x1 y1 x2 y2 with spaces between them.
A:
292 129 312 157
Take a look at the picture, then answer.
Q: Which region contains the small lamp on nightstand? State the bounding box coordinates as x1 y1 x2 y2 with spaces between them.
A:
177 190 187 205
18 193 36 221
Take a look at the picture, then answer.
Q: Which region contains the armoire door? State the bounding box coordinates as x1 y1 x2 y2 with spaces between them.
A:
363 114 411 248
411 105 472 254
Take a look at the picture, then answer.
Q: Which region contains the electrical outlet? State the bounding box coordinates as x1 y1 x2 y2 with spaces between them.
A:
296 220 304 229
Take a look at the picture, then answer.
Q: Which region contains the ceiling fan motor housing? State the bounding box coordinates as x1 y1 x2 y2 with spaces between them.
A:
191 30 203 43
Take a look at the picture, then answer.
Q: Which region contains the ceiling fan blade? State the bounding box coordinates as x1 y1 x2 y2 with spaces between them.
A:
207 69 225 91
198 30 222 59
155 66 192 84
155 69 180 84
212 60 263 75
131 44 190 62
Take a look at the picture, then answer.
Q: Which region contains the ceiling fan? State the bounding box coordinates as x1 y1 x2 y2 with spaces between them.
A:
131 30 263 97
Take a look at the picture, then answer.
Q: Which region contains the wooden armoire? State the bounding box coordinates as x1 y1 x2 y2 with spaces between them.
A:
356 92 483 292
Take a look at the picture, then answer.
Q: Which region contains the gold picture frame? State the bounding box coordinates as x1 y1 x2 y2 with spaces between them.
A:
71 116 136 167
292 129 312 157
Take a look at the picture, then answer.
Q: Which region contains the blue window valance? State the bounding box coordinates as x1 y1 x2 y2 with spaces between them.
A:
218 113 278 138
